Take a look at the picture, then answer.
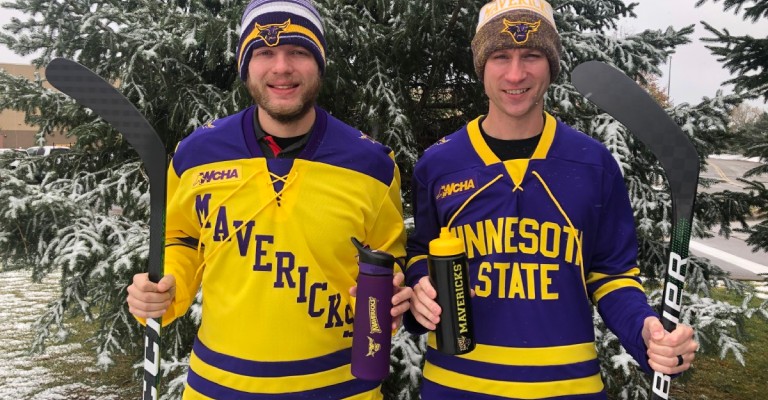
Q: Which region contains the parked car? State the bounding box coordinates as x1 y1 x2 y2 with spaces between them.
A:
26 146 71 156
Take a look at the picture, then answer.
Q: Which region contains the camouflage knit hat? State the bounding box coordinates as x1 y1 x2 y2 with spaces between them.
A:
471 0 561 81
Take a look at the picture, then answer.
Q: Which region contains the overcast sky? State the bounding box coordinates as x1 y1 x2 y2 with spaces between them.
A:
1 1 766 110
620 0 766 110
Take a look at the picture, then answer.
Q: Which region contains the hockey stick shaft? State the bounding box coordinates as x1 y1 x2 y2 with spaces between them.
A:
45 58 167 400
572 61 699 400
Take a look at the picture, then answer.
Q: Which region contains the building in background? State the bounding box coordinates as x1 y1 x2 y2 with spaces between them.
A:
0 63 70 149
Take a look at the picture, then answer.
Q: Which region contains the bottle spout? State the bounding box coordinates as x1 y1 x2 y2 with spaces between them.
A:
351 237 395 270
429 228 464 257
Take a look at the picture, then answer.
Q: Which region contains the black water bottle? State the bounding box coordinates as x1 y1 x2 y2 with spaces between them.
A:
350 237 395 380
428 227 475 355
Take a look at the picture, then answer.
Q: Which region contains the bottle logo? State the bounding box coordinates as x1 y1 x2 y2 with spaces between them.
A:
368 296 382 334
453 262 469 335
366 336 381 357
458 335 472 352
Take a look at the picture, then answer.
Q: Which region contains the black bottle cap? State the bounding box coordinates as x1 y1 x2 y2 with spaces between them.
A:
351 237 395 269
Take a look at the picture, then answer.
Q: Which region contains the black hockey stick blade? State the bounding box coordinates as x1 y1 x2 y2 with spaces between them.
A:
45 57 166 400
572 61 700 400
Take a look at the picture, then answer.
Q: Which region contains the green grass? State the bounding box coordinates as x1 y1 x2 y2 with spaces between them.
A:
671 289 768 400
41 316 141 398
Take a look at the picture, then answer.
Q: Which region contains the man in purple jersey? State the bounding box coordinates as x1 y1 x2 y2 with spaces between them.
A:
405 1 698 399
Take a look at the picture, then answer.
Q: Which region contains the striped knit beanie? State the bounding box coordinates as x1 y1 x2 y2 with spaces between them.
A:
237 0 326 80
471 0 561 81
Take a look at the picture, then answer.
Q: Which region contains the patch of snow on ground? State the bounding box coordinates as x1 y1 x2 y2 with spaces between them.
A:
710 154 763 163
0 267 127 399
754 281 768 300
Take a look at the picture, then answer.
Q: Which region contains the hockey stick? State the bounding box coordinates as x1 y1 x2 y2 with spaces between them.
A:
45 58 167 400
571 61 699 400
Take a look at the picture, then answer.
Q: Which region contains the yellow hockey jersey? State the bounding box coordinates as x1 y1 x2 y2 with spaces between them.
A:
160 106 406 399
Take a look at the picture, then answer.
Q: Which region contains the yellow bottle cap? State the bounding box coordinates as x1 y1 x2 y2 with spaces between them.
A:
429 227 464 256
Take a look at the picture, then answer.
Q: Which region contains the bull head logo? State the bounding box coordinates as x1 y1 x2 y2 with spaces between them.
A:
254 19 291 47
367 336 381 357
502 19 541 45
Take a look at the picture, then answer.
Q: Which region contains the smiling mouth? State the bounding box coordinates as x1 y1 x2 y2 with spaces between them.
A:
269 84 298 90
503 88 529 95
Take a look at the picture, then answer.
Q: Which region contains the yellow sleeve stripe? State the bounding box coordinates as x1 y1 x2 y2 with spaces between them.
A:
591 278 645 303
427 334 597 366
406 255 427 270
586 267 641 284
189 350 353 394
423 362 604 399
586 267 645 303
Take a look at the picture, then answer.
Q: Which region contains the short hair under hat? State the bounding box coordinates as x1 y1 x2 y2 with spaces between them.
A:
471 0 561 81
237 0 327 80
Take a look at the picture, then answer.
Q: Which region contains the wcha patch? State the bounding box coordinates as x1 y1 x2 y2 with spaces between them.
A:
436 178 477 200
193 166 243 187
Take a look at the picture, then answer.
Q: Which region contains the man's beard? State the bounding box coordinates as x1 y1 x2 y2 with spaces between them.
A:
248 77 321 123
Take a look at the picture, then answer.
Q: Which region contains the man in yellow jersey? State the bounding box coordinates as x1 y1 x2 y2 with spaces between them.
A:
126 1 411 398
404 1 698 399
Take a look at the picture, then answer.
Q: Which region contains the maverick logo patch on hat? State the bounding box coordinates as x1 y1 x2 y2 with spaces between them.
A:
502 19 541 45
471 0 562 81
255 19 290 47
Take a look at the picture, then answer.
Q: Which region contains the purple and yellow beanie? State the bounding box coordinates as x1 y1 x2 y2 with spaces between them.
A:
237 0 327 80
471 0 562 81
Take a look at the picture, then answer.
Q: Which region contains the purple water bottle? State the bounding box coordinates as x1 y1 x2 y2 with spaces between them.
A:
350 237 395 381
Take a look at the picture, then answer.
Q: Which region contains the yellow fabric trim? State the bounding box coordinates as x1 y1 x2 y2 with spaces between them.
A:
586 267 641 284
467 116 499 165
423 362 604 399
189 351 355 394
427 334 597 366
531 170 587 296
503 159 529 190
587 267 644 302
447 174 505 229
406 254 428 270
532 112 557 159
181 385 382 400
181 384 211 399
468 113 556 188
592 278 646 303
284 25 326 57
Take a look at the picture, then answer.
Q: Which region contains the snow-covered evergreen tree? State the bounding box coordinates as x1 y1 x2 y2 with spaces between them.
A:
1 1 767 399
728 111 768 253
697 0 768 102
697 0 768 254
